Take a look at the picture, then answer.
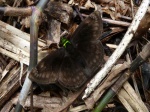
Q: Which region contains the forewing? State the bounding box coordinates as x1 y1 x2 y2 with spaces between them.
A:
71 11 103 44
58 55 87 90
71 11 104 75
29 48 65 85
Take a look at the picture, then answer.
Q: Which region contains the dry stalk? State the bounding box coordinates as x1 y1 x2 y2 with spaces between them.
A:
84 62 129 109
118 82 149 112
0 20 47 65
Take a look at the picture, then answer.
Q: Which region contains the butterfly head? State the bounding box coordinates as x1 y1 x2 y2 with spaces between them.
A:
60 37 71 48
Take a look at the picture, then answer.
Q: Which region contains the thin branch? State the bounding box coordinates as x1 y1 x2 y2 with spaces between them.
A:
15 0 49 112
4 7 32 16
82 14 131 27
102 18 130 27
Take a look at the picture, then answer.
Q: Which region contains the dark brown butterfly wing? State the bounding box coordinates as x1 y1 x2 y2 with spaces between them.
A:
71 11 104 75
29 48 65 84
29 48 87 89
71 11 103 44
77 41 104 75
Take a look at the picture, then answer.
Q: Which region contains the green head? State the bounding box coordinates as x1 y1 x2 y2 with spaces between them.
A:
60 37 71 48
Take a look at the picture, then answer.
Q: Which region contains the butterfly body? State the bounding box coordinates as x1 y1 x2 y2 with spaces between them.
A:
29 11 104 90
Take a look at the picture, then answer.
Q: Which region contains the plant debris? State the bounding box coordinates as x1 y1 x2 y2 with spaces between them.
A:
0 0 150 112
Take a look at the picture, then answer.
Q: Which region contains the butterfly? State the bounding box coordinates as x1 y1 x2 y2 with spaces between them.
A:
29 11 104 90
